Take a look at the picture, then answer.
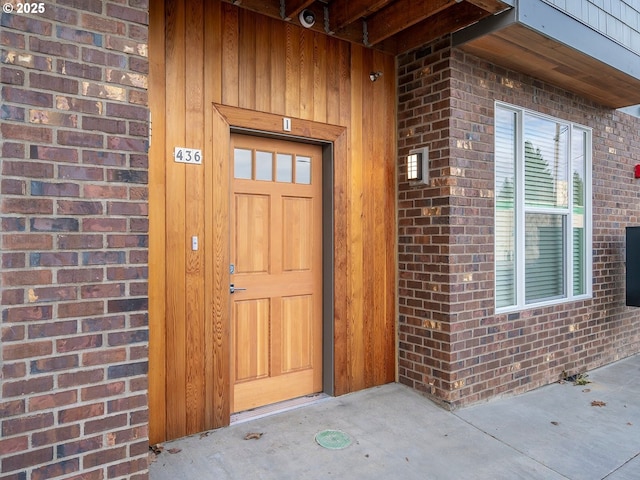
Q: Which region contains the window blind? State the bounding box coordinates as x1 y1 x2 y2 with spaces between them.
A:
525 213 564 303
495 109 517 308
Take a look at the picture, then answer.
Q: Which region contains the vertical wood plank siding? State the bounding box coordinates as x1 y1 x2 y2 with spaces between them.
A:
148 0 167 446
149 0 397 443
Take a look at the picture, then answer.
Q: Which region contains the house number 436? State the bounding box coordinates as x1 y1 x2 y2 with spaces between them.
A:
174 147 202 165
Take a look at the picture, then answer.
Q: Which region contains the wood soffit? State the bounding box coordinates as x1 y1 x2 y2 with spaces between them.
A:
459 23 640 109
221 0 511 55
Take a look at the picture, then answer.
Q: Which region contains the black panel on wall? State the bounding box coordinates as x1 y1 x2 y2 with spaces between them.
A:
627 227 640 307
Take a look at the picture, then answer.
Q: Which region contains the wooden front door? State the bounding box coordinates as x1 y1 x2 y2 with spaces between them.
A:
230 133 323 413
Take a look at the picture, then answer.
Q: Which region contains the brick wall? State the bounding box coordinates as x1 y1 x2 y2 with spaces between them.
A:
1 2 150 479
397 37 640 407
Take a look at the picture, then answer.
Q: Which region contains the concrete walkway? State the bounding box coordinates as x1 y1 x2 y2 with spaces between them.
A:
149 355 640 479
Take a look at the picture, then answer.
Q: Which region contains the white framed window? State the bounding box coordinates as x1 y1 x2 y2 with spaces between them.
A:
495 102 592 312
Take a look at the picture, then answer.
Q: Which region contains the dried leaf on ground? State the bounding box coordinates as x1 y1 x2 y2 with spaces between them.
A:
200 432 210 439
550 421 560 426
244 432 264 440
582 388 591 393
167 448 182 454
591 400 606 407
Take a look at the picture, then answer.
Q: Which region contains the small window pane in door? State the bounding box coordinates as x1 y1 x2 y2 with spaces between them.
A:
256 151 273 181
234 148 252 179
276 153 292 183
295 156 311 184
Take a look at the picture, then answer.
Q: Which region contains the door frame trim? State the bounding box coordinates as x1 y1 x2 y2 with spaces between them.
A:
212 104 347 422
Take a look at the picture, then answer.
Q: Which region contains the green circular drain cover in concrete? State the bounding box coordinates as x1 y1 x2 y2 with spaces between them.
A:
315 430 352 450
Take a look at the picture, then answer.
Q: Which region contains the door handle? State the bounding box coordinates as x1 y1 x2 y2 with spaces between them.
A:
230 284 247 294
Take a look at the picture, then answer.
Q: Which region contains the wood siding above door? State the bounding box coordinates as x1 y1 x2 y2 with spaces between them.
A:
149 0 397 444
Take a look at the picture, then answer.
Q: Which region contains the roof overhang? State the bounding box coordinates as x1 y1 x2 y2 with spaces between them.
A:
222 0 511 56
452 0 640 108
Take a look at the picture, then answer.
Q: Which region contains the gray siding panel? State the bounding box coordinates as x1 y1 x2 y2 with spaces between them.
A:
542 0 640 54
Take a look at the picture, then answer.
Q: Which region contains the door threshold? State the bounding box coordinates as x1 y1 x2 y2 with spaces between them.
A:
231 393 331 425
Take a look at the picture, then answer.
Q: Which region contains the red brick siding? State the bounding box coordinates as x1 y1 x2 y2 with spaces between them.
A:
1 2 149 479
397 37 640 406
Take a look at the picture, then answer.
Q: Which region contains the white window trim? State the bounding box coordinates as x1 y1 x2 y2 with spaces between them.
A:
494 101 593 314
